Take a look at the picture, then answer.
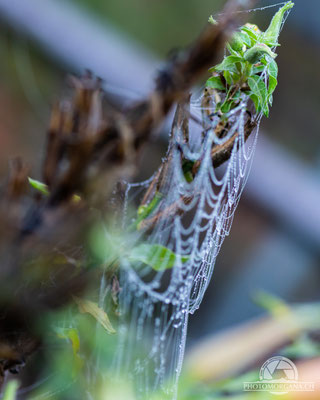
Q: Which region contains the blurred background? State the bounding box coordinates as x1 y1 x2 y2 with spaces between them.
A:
0 0 319 397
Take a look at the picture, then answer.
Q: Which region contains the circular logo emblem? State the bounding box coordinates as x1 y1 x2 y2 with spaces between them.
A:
259 356 298 395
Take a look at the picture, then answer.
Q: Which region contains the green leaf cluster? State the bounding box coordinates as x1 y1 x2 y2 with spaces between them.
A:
206 2 294 118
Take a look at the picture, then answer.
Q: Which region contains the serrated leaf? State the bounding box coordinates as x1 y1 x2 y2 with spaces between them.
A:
206 76 225 91
28 177 49 195
129 243 189 271
73 296 116 334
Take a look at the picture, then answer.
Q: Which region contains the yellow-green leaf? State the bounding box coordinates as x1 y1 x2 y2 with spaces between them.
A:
56 327 80 355
3 380 19 400
253 291 291 318
28 177 49 195
262 1 294 46
73 296 116 334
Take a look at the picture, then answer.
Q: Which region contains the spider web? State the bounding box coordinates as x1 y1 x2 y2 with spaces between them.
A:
113 90 260 399
110 3 292 392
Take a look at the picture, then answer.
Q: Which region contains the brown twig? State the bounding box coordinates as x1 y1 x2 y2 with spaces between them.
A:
139 112 256 231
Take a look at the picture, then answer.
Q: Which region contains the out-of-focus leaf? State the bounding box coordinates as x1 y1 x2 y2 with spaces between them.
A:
28 177 49 195
73 296 116 334
282 334 320 359
55 327 83 376
129 243 189 271
56 327 80 355
228 32 244 52
208 16 217 25
3 381 19 400
253 291 291 318
28 177 81 203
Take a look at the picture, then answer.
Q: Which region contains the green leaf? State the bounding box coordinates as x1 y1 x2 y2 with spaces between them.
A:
268 94 273 106
262 1 294 46
239 31 252 47
182 159 195 182
220 100 234 114
249 93 260 113
226 43 241 56
248 75 269 116
28 176 81 203
3 381 19 400
241 25 259 42
28 177 49 195
208 15 217 25
268 59 278 79
214 55 243 73
206 76 225 91
228 32 244 52
223 70 233 86
129 243 189 271
55 326 84 376
252 64 266 75
267 60 278 103
268 75 277 96
244 43 277 64
264 103 269 118
282 335 320 359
